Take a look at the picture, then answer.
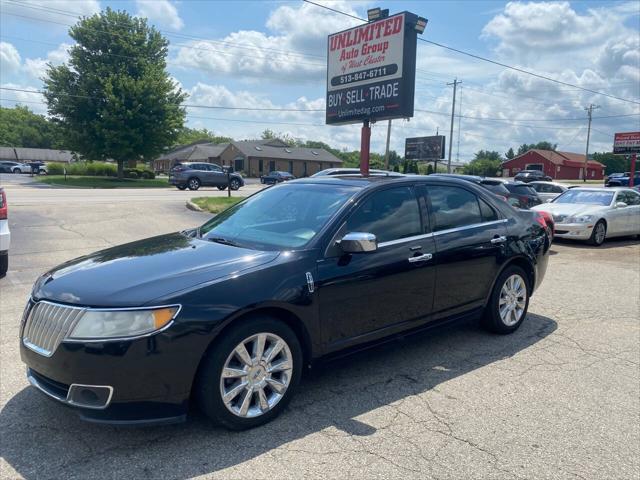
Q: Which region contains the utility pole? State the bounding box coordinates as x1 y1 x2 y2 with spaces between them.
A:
583 104 599 182
384 120 392 170
447 78 461 173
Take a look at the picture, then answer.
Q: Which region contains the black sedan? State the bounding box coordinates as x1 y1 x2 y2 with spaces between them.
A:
260 171 295 184
20 176 550 429
514 170 553 183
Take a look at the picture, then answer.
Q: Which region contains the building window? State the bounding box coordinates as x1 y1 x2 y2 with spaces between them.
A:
269 160 276 172
289 161 293 173
234 159 244 172
303 162 308 176
258 159 263 173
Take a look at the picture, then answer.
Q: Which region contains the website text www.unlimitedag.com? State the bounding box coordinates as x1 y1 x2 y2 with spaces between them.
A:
336 105 386 118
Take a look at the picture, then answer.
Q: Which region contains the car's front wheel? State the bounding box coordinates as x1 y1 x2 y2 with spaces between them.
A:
195 317 302 430
12 168 20 174
187 177 201 191
230 178 241 191
482 266 530 334
589 220 606 246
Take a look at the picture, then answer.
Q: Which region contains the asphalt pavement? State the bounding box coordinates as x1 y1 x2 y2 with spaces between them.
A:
0 179 638 479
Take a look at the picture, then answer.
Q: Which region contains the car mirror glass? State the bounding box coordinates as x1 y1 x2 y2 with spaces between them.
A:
615 202 628 208
339 232 377 253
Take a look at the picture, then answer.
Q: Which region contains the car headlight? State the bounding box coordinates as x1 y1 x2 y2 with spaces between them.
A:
68 306 180 340
567 215 594 223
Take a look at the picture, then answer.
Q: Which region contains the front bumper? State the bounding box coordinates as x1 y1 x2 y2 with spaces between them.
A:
553 222 593 240
19 302 210 425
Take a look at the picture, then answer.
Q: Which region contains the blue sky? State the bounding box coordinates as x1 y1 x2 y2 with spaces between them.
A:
1 0 639 159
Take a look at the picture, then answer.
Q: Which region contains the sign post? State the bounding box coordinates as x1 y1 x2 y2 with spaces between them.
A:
613 132 640 187
326 10 426 175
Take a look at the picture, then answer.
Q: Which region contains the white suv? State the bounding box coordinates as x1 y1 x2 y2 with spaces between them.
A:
0 187 9 276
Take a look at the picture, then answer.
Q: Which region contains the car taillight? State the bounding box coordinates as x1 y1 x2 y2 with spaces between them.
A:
0 190 7 220
534 211 547 229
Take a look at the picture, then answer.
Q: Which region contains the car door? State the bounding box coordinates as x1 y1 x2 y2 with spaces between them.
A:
209 163 227 187
426 185 508 318
616 191 640 234
316 185 436 351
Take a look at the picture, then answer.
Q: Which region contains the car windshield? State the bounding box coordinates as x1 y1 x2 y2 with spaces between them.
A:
553 190 613 206
199 183 357 250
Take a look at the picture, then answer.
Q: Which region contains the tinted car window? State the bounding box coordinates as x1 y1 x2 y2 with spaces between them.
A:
429 186 483 231
508 184 537 195
479 198 498 221
480 181 510 195
210 164 222 172
347 187 421 243
619 191 640 205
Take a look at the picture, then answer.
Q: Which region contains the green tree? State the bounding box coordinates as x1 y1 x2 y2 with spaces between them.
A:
516 141 557 155
174 127 231 146
463 157 502 176
260 129 296 146
0 106 63 149
592 152 630 175
505 147 515 159
474 150 502 161
43 9 186 178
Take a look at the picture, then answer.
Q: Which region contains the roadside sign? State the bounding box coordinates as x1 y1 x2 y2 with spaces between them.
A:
326 12 420 125
405 135 445 160
613 132 640 154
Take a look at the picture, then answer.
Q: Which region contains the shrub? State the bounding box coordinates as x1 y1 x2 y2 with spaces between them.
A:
125 170 139 179
47 162 65 175
141 170 155 179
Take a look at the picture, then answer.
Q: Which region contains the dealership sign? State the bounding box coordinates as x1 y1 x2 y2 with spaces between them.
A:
326 12 419 125
405 135 445 160
613 132 640 154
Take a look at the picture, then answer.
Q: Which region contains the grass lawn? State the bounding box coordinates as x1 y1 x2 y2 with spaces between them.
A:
191 196 243 213
39 175 170 188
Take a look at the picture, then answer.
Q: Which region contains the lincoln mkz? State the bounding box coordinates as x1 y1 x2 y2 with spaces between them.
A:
20 176 550 429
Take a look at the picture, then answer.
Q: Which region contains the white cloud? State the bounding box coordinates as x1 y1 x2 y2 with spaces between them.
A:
172 1 360 82
22 43 72 81
136 0 184 31
0 42 22 75
0 82 47 114
1 0 100 24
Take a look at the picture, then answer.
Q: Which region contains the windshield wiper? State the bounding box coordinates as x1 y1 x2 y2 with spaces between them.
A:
207 236 240 247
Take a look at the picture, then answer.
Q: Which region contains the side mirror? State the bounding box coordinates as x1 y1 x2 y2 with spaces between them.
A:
339 232 377 253
615 201 628 208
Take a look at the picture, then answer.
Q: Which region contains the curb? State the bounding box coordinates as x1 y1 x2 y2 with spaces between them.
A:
185 200 204 212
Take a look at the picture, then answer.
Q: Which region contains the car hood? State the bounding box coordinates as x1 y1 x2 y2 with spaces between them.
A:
531 203 607 218
32 233 279 307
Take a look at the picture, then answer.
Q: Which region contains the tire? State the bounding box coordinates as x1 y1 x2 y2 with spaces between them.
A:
0 254 7 278
482 265 530 334
588 220 606 246
230 178 241 191
187 177 201 191
195 317 302 430
217 185 227 191
12 168 20 174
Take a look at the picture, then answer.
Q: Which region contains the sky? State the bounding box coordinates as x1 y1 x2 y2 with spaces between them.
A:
0 0 639 160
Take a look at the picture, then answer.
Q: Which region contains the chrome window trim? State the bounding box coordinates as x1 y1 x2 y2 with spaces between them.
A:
377 219 508 248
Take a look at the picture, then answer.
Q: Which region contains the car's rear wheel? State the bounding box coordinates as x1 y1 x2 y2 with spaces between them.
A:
482 266 530 334
195 317 302 430
230 178 241 190
187 177 201 191
0 253 8 277
589 220 606 246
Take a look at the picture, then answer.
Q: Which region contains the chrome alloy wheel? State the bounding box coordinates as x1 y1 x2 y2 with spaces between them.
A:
499 274 527 326
219 333 293 418
594 222 606 244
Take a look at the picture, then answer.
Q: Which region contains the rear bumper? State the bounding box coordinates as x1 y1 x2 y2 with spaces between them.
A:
0 220 10 251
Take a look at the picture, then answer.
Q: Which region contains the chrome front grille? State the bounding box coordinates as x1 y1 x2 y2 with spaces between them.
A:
22 302 85 357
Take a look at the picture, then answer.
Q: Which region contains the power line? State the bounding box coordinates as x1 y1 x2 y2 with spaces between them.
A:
302 0 640 105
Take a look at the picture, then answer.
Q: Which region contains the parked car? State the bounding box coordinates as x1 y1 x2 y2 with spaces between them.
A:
312 168 403 177
260 171 295 184
169 162 244 191
514 170 553 183
529 181 568 203
0 187 9 277
27 162 48 174
20 175 549 429
500 181 543 209
606 172 640 187
532 187 640 246
431 174 512 203
0 161 31 174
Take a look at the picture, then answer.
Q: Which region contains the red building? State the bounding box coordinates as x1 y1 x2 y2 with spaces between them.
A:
502 149 605 180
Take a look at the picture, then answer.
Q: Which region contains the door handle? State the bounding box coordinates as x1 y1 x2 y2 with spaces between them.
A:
491 235 507 244
408 253 432 263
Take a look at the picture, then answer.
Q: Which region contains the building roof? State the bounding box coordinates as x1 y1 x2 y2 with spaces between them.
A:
156 142 231 162
233 139 343 163
503 149 604 168
0 147 75 162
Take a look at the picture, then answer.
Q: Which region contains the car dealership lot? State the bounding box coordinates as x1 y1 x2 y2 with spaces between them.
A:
1 184 638 479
